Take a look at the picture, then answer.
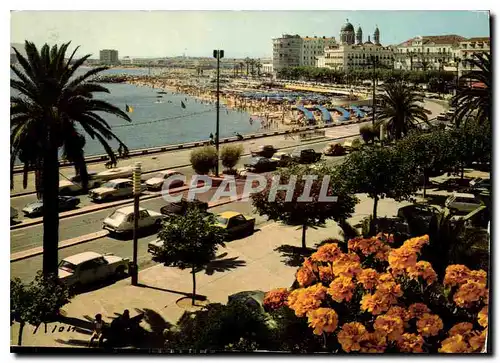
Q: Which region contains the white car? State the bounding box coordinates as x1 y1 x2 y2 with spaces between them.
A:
147 237 163 255
96 165 134 182
103 206 165 234
145 170 184 190
58 252 129 288
445 193 484 214
89 178 146 202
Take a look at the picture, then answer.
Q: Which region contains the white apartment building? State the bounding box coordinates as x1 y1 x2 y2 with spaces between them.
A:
120 56 132 65
454 37 490 76
272 34 336 71
393 35 465 71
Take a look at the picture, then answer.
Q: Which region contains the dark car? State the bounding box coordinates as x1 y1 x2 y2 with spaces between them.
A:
250 145 277 158
160 197 209 216
437 178 472 192
467 178 491 194
244 157 278 173
397 204 439 235
22 196 81 218
291 148 322 164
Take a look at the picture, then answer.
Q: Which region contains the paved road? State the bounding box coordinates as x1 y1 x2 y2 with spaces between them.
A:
10 137 351 224
10 201 266 283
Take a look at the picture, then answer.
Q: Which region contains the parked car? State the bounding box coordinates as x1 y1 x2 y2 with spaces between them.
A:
215 211 255 239
147 237 164 255
437 178 471 192
397 204 440 234
467 178 491 194
445 193 484 214
58 251 129 288
244 157 278 173
59 174 102 195
10 207 18 221
160 197 209 216
145 170 184 190
96 165 134 181
22 196 80 217
103 206 165 235
270 152 292 167
323 143 346 156
89 178 146 202
250 145 277 158
290 148 322 164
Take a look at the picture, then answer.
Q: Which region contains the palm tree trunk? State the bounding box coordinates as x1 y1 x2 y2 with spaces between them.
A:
42 145 60 277
372 195 379 223
17 322 25 346
301 224 307 249
422 169 427 199
191 265 196 306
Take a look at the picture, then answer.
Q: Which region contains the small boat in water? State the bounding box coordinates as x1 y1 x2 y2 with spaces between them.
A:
156 95 163 98
157 91 167 94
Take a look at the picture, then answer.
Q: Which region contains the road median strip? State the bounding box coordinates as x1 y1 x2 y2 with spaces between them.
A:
10 230 110 263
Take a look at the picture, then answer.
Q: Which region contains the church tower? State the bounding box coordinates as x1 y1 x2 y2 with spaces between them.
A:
374 25 381 45
356 26 363 45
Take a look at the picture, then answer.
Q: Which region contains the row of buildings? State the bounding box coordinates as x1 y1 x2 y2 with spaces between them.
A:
271 20 490 76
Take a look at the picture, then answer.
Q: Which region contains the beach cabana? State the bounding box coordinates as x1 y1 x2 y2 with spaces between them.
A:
315 105 332 123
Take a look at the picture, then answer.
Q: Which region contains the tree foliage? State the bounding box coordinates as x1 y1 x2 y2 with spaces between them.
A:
190 146 218 175
154 207 226 304
220 144 244 172
251 163 358 249
11 272 72 346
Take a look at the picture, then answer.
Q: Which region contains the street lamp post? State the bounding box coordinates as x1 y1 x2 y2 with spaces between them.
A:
131 162 141 286
213 49 224 176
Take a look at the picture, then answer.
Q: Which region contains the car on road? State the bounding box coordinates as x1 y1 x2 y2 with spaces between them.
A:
270 152 292 167
291 148 322 164
59 174 102 195
160 197 209 216
445 193 484 214
250 145 277 158
215 211 255 239
147 237 164 255
22 196 80 217
145 170 184 190
58 251 129 288
437 178 471 192
103 206 165 235
323 143 346 156
244 157 278 173
89 178 146 202
467 178 491 194
96 165 135 181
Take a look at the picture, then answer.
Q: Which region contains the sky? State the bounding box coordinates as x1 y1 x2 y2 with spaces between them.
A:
10 10 490 59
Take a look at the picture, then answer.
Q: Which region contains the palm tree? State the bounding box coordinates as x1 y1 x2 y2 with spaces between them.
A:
451 52 491 126
238 62 245 77
244 57 251 76
375 80 429 140
11 41 131 276
255 59 262 77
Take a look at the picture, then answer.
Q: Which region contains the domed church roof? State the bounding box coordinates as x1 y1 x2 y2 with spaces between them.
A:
341 19 355 32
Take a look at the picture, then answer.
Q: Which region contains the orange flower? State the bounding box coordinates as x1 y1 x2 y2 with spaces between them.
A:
403 235 429 253
448 322 473 337
478 306 488 328
388 246 418 271
408 303 431 319
386 306 410 322
467 269 487 285
328 276 356 303
302 257 318 273
468 330 487 352
310 243 342 263
374 244 392 262
360 291 392 315
318 264 335 283
337 322 367 352
396 333 424 353
377 281 403 304
296 267 317 287
453 281 488 308
306 307 338 335
287 284 327 317
378 272 396 284
416 313 443 337
406 260 437 285
443 264 471 287
438 334 470 353
359 332 387 353
331 253 362 278
373 314 404 342
263 288 289 310
357 268 379 291
348 236 381 256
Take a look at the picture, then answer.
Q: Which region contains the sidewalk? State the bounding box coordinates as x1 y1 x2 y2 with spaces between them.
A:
10 195 410 347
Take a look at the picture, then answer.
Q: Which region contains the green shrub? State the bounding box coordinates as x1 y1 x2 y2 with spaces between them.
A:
221 144 244 171
190 146 218 175
351 137 362 150
359 124 374 143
